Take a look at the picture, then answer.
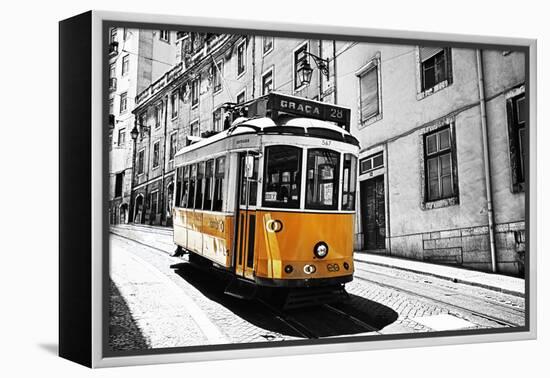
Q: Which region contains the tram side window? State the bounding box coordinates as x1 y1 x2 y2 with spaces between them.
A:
180 165 189 208
195 162 205 210
203 160 214 210
212 156 225 211
175 167 182 208
263 146 302 209
306 149 340 210
342 154 358 210
240 155 259 206
187 164 196 208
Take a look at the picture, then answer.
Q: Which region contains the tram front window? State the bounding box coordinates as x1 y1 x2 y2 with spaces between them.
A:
263 145 302 209
306 149 340 210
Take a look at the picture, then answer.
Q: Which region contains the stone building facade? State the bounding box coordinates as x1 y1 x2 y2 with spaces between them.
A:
108 27 177 224
131 32 326 227
335 43 526 276
128 32 527 276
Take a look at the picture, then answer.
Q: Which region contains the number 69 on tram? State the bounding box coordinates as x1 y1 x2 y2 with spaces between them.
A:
171 93 360 298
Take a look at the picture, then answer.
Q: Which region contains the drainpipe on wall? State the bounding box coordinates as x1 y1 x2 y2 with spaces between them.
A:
476 49 498 273
159 95 168 225
332 40 337 104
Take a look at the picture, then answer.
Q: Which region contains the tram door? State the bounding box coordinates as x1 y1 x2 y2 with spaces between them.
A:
235 153 259 279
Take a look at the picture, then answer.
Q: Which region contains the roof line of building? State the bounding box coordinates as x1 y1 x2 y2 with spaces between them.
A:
133 34 242 112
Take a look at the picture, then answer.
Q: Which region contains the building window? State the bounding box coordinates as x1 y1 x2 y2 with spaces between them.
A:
213 60 223 93
117 128 125 146
263 36 273 55
190 120 200 137
169 132 177 161
137 150 145 175
119 92 128 113
294 42 309 90
150 191 159 216
418 47 452 96
155 103 163 128
262 68 274 95
360 152 384 175
236 89 246 104
152 141 160 168
237 39 246 77
171 92 179 118
357 58 381 125
507 92 526 192
109 63 116 79
114 172 124 198
159 30 169 42
123 28 129 40
213 108 223 132
121 55 129 76
109 99 114 114
424 126 457 203
110 28 117 43
191 78 199 107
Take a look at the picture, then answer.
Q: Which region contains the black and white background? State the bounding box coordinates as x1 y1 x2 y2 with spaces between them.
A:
2 0 548 377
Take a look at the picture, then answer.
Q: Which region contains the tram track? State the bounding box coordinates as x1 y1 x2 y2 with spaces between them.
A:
352 268 523 328
354 263 525 317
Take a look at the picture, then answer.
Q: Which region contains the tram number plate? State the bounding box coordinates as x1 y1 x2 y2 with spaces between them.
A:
327 263 340 272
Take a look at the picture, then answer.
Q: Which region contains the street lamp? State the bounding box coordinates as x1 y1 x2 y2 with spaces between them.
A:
297 51 330 87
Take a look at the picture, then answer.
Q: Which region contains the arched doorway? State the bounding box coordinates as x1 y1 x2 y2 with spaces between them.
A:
134 194 144 224
119 203 129 224
166 182 174 227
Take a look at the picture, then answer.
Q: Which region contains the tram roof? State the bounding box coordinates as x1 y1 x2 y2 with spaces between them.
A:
174 116 359 158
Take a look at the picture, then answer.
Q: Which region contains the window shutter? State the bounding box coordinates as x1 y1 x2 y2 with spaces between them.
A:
360 67 379 122
420 46 443 62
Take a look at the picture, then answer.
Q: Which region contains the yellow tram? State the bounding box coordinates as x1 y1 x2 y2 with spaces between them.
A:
171 93 359 302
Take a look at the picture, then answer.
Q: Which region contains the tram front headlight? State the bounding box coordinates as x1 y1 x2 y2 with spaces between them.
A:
313 242 329 259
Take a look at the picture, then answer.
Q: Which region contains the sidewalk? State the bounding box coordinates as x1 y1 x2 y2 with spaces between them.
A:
110 224 525 298
354 252 525 297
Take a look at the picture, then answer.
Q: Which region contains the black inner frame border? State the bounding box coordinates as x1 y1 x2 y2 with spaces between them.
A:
101 18 531 359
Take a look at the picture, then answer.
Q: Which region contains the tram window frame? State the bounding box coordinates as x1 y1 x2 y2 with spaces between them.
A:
195 162 205 210
212 156 225 212
187 164 197 209
306 148 341 210
203 160 214 210
180 165 190 208
262 145 302 209
342 153 358 211
175 167 182 208
240 154 259 207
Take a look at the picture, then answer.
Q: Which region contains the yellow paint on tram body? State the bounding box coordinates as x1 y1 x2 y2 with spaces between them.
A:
173 207 354 283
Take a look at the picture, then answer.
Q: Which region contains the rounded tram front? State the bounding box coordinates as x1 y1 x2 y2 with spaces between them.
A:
171 93 359 297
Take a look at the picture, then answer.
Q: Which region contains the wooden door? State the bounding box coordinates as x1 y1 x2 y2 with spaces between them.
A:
361 175 386 250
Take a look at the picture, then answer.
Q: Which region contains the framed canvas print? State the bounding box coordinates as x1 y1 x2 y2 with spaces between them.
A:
59 10 537 368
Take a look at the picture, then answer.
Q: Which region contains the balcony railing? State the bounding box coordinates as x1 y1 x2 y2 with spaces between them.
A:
109 41 119 56
109 78 117 92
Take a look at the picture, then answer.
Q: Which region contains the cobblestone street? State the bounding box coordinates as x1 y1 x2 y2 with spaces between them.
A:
109 224 526 351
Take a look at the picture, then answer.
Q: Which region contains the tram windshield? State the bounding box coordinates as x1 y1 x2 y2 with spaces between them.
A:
262 145 357 211
262 145 302 209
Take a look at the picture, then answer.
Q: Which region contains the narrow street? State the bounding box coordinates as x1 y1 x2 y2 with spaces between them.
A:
109 224 525 351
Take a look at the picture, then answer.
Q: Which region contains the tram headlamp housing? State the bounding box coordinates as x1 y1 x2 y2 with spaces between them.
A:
313 242 329 259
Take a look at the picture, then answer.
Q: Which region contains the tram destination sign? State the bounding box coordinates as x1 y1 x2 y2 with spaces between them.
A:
250 93 351 130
